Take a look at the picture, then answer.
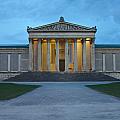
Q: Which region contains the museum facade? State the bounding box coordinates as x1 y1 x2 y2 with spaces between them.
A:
0 17 120 73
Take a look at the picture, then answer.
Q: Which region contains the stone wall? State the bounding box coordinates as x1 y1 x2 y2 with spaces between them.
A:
1 46 120 73
95 48 120 72
0 47 29 72
104 72 120 80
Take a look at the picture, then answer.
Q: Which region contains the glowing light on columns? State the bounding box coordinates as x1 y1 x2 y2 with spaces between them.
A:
33 39 38 71
86 40 91 71
77 39 82 72
86 38 91 41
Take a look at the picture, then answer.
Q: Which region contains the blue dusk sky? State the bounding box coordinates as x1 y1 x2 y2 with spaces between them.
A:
0 0 120 44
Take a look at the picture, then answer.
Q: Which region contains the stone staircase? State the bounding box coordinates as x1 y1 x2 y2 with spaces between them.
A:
4 72 119 82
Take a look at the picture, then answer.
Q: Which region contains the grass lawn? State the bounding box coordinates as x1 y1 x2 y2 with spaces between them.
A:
0 83 40 100
86 82 120 98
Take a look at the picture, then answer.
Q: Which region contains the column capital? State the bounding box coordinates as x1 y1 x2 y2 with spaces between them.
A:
33 38 38 41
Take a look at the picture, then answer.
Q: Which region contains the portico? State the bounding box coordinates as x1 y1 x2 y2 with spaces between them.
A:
27 17 97 72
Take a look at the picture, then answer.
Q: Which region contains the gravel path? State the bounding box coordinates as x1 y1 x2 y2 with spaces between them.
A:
0 82 120 120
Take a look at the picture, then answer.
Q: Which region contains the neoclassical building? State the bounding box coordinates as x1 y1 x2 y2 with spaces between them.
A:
0 17 120 74
27 17 96 72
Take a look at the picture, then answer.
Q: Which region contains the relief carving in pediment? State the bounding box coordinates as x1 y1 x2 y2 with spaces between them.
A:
38 23 85 31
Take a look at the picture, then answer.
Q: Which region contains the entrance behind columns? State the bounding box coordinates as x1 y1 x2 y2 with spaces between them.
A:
58 39 74 72
59 40 65 72
40 38 90 72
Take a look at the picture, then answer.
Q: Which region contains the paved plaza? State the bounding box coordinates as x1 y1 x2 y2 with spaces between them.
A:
0 82 120 120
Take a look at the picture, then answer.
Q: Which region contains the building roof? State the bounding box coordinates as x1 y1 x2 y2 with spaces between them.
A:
95 44 120 48
0 44 29 48
27 17 97 33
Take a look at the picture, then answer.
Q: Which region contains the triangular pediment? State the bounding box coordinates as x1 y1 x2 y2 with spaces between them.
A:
27 17 97 32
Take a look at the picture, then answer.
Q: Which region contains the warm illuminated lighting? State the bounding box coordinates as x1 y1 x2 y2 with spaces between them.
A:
51 40 55 43
33 38 38 41
34 41 38 44
78 38 82 40
86 41 90 44
86 38 91 41
68 39 73 43
42 40 47 42
77 39 81 43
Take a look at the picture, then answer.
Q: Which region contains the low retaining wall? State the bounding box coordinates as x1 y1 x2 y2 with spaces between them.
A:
0 73 20 81
104 72 120 80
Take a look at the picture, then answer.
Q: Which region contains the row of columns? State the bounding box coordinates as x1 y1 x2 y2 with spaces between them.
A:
29 38 95 72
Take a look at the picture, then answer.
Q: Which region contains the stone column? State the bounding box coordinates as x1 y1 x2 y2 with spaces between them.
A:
47 39 50 71
82 38 87 71
56 39 59 72
113 54 116 72
65 39 69 72
33 39 38 71
103 54 105 72
74 38 78 72
38 39 42 71
29 38 33 71
91 38 95 71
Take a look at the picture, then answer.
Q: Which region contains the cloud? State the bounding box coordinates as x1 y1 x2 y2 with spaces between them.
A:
0 0 120 44
0 0 72 21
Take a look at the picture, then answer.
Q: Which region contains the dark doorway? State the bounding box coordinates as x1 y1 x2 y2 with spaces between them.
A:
59 60 65 71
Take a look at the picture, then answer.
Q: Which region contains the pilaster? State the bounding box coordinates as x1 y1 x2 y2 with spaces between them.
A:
113 54 116 72
8 54 11 72
18 54 21 72
103 54 105 72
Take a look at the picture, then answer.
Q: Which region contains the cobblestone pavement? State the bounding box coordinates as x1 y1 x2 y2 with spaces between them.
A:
0 82 120 120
